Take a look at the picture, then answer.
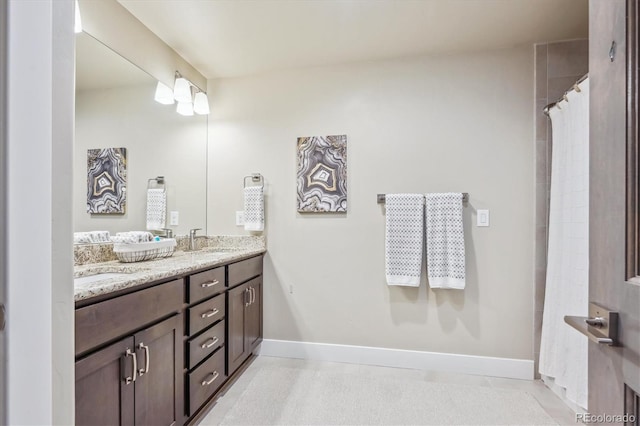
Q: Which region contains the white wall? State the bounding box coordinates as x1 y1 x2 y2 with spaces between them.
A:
7 0 74 424
74 84 208 235
208 47 535 361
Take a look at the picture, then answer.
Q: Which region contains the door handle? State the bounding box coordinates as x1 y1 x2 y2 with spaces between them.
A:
245 288 250 307
252 286 256 304
564 303 619 346
138 342 150 376
124 348 137 384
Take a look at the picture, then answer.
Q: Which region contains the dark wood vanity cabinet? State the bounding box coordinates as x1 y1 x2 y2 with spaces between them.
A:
227 277 263 375
75 314 183 426
75 254 264 426
75 280 184 426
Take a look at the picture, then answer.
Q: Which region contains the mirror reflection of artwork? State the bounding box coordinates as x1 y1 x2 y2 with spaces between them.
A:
87 147 127 214
297 135 347 213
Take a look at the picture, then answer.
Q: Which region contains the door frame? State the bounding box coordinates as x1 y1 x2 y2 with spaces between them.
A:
0 0 8 422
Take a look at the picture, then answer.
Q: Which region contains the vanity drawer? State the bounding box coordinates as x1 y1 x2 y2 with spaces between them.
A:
187 346 227 416
75 279 183 356
188 267 225 303
228 256 263 288
187 320 225 369
188 293 225 336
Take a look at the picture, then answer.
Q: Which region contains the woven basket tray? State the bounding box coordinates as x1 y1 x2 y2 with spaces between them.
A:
113 238 177 263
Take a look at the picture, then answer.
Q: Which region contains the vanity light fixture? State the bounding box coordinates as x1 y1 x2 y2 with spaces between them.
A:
176 101 194 116
173 73 192 103
193 91 210 115
74 0 82 33
154 82 175 105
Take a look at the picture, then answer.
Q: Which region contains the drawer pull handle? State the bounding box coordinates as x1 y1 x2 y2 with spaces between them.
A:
124 348 137 385
201 280 220 288
201 308 219 319
201 336 219 349
201 371 219 386
138 342 150 376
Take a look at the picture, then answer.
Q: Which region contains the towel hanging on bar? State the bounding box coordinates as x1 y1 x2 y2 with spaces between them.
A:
425 193 466 290
385 194 425 286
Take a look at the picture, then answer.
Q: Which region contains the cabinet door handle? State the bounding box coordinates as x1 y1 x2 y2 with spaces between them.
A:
201 308 219 319
251 287 256 304
201 280 220 288
244 288 250 307
124 348 137 385
201 371 219 386
138 342 150 376
201 336 219 349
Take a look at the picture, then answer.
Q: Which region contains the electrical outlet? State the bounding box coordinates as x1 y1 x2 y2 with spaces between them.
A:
236 211 245 226
170 211 179 226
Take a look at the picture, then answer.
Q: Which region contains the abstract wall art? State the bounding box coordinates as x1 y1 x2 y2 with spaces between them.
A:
87 147 127 214
297 135 347 213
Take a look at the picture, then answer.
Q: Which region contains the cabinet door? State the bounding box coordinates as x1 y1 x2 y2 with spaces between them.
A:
227 282 250 375
134 314 183 426
247 279 262 352
76 336 135 426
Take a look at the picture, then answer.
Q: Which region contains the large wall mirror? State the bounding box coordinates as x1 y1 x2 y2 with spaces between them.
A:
74 32 207 238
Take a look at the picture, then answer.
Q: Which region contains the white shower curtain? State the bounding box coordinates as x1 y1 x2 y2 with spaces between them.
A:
539 78 589 409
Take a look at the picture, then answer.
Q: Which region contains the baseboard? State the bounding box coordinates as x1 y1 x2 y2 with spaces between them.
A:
258 339 534 380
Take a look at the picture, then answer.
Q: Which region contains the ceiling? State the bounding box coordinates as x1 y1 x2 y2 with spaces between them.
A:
119 0 588 79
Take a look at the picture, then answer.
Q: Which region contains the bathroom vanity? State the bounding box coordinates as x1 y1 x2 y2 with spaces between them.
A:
74 244 264 425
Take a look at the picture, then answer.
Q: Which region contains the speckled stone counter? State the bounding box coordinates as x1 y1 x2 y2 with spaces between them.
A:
74 235 266 302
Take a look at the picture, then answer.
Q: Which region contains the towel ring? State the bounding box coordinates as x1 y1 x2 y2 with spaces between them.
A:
147 176 166 191
243 173 264 189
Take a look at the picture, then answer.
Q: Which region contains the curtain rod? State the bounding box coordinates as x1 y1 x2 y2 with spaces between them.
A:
543 73 589 116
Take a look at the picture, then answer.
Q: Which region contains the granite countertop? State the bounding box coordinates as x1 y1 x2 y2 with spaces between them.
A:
74 246 265 303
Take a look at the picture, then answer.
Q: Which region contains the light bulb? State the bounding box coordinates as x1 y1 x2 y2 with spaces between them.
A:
176 101 194 116
173 77 192 103
154 82 174 105
193 92 210 115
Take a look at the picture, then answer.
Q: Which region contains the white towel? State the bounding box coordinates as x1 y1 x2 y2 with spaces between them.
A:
385 194 425 286
146 188 166 230
244 186 264 232
425 192 465 289
111 231 155 244
73 231 111 244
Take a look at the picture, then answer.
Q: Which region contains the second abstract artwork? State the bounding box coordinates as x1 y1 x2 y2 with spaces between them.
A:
297 135 347 213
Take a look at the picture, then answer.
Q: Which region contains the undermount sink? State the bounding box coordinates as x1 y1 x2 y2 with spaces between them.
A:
74 273 128 286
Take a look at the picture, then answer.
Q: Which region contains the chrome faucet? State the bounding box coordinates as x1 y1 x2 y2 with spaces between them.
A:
159 228 173 238
189 228 202 251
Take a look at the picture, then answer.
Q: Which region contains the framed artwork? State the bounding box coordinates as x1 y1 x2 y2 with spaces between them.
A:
87 147 127 214
297 135 347 213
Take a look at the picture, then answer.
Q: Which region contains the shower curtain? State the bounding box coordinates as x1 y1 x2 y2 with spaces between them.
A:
539 78 589 409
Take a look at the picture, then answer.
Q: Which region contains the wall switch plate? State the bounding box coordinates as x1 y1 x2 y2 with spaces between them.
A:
236 211 245 226
170 211 179 226
477 209 490 227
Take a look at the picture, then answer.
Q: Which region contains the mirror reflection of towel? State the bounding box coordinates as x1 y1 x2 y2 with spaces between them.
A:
146 188 166 230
